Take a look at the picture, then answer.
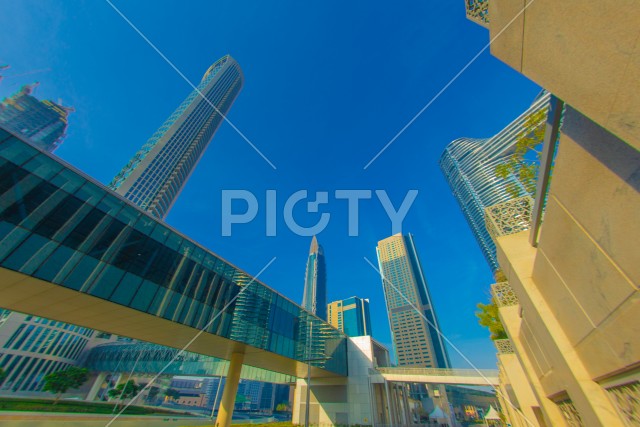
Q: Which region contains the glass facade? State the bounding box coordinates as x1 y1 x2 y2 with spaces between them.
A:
301 236 327 321
0 128 347 376
327 296 372 337
0 312 93 393
109 55 244 219
377 233 451 369
439 91 550 271
0 83 72 153
85 342 295 384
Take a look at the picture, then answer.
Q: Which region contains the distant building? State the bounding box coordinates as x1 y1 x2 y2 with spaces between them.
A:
301 236 327 320
0 83 73 152
327 296 371 337
439 91 550 271
109 55 244 219
376 233 450 368
0 309 94 394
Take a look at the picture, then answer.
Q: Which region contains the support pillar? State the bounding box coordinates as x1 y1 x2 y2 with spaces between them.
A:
215 352 244 427
86 372 107 401
384 380 394 425
402 385 412 424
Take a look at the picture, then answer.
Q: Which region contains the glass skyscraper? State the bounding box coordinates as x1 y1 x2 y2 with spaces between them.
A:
0 83 82 395
377 233 450 368
0 83 73 153
301 236 327 321
327 296 371 337
439 91 550 271
109 55 244 219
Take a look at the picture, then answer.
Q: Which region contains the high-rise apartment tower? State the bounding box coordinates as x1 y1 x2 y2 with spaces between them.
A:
376 233 450 368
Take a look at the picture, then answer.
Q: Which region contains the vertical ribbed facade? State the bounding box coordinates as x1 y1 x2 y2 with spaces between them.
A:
109 55 244 219
0 310 93 393
302 236 327 321
439 92 550 271
0 83 72 153
377 233 450 368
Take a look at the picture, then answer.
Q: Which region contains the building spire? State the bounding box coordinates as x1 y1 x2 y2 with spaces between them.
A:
309 235 319 254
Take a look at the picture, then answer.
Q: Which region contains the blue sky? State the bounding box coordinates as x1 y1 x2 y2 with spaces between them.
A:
0 1 541 370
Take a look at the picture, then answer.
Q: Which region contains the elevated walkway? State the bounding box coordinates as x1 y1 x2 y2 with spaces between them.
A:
0 127 346 380
375 367 499 386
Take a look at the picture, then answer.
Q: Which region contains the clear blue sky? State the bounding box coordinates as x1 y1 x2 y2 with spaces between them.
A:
0 0 540 370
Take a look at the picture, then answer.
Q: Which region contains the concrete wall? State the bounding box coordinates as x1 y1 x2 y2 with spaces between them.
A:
291 336 380 426
495 106 639 426
489 0 640 151
482 2 640 425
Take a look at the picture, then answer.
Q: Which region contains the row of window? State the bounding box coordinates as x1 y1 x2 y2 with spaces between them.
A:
109 59 231 189
3 322 89 362
0 353 72 392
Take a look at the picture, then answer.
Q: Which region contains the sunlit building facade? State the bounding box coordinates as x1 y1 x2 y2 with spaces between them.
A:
327 296 371 337
109 55 244 219
0 83 73 153
301 236 327 321
376 233 450 368
439 92 550 271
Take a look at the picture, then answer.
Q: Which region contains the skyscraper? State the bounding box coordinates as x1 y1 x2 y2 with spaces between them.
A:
439 91 550 271
109 55 244 219
376 233 450 368
0 82 81 395
0 56 243 397
0 83 73 152
327 296 371 337
301 236 327 321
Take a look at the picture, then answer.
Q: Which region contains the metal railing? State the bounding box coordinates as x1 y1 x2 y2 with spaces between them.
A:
491 282 519 307
606 381 640 426
377 366 499 378
465 0 490 27
485 196 534 241
494 339 515 355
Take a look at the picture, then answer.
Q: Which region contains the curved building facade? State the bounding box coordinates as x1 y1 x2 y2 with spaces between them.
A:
84 342 295 383
109 55 244 219
439 92 550 271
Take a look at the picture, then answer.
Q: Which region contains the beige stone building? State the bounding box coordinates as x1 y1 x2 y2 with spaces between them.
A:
466 1 640 426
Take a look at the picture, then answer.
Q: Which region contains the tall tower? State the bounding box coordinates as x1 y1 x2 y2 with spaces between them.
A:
376 233 450 368
0 83 73 153
302 236 327 321
109 55 244 219
439 91 550 271
327 296 371 337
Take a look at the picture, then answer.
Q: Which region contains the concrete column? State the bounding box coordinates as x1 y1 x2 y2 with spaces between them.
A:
392 383 404 425
215 352 244 427
384 381 394 425
402 385 411 424
86 372 107 401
